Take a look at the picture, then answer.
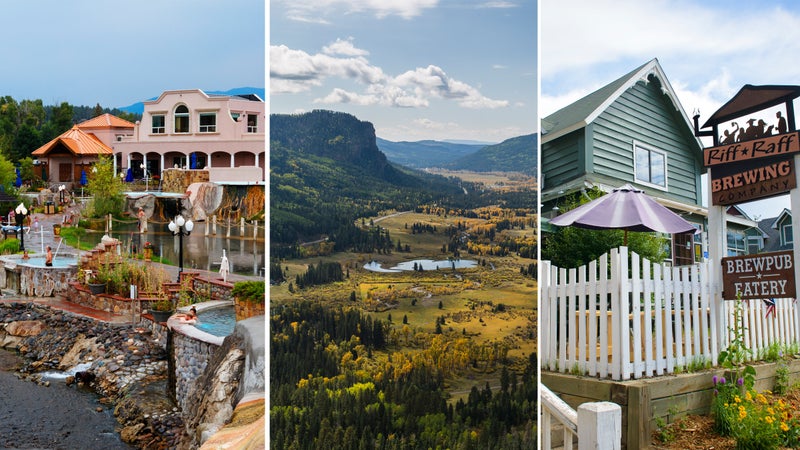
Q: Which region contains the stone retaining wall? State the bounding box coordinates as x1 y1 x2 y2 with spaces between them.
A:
168 317 223 413
66 283 138 316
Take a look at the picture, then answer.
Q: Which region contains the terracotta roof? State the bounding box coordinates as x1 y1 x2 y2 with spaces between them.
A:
77 113 135 129
32 126 113 156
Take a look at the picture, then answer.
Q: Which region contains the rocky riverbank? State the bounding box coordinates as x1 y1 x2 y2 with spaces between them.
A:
0 302 186 448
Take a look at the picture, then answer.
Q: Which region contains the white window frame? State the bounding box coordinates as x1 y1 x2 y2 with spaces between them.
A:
199 112 217 133
633 141 668 191
782 223 794 246
151 113 166 134
174 105 190 133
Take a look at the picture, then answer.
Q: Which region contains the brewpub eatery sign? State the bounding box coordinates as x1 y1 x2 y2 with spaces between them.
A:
694 85 800 300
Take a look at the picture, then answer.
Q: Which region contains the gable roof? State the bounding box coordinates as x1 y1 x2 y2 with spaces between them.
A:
77 113 135 130
541 58 702 151
31 125 113 157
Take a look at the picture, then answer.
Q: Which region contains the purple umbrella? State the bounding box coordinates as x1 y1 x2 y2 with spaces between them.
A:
550 183 696 244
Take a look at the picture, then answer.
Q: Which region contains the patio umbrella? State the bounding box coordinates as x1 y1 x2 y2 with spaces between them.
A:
80 170 88 186
14 168 21 188
125 168 134 183
219 249 230 283
190 152 197 169
549 183 696 244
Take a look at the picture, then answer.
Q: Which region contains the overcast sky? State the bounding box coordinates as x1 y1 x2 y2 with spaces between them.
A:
542 0 800 218
270 0 537 143
0 0 265 109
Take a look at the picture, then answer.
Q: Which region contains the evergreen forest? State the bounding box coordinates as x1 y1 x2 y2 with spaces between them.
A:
271 301 537 450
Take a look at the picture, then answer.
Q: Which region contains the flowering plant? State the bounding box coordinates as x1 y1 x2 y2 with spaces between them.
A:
143 241 154 250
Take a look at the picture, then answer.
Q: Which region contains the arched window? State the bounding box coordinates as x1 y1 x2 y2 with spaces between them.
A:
174 105 189 133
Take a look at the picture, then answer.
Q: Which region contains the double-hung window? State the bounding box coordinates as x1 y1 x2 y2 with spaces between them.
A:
634 142 667 189
151 114 165 134
199 112 216 133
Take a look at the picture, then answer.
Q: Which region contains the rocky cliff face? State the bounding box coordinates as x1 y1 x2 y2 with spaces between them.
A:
270 109 390 175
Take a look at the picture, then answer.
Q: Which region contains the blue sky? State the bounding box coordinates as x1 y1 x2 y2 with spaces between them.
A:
270 0 537 143
0 0 265 109
542 0 800 218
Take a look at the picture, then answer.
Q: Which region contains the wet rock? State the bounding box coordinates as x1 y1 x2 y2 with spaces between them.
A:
120 423 145 443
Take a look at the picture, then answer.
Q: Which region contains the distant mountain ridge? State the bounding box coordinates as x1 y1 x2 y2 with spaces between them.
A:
376 138 485 169
118 87 265 114
446 133 537 175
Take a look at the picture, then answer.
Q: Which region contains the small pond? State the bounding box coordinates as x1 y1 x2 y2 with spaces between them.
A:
363 258 478 273
193 306 236 337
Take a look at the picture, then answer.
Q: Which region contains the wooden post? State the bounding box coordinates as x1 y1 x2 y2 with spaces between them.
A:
578 402 621 450
226 216 231 238
240 217 245 236
212 215 217 235
205 219 209 236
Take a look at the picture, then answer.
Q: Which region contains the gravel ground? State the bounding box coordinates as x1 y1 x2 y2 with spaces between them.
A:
0 349 131 450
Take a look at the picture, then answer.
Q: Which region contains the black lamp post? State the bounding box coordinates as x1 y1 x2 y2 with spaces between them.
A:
168 214 194 281
15 203 27 252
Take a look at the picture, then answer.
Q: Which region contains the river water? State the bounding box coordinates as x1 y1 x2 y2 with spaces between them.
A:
0 350 131 449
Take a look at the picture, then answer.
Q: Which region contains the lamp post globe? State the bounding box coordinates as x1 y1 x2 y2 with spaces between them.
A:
170 214 193 281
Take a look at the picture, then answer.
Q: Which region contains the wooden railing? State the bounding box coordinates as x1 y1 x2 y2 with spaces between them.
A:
540 383 621 450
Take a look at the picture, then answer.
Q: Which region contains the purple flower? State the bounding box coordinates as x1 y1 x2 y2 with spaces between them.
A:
712 375 718 385
714 389 719 396
737 377 744 386
720 377 726 385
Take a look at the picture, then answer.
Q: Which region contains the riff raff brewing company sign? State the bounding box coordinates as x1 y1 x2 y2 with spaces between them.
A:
705 132 800 206
721 250 795 300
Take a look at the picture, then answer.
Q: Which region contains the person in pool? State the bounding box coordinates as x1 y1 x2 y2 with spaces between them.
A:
45 246 53 267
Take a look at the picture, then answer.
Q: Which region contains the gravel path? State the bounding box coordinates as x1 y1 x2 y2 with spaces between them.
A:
0 350 131 450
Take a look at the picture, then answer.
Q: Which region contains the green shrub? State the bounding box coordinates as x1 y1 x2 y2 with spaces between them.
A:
232 281 265 304
0 238 20 255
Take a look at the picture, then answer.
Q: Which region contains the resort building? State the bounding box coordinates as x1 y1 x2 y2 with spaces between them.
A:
31 90 265 187
113 89 265 185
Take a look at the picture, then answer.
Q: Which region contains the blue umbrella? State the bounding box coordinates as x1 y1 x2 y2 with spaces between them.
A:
190 152 197 169
80 170 88 186
125 167 134 182
14 168 21 188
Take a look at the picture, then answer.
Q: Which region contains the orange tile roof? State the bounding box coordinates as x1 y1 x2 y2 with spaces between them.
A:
77 113 135 129
32 126 114 156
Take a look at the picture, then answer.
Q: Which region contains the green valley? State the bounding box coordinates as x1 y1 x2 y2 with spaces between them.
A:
270 110 537 449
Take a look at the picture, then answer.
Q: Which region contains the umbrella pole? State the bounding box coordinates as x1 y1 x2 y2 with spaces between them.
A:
624 230 628 246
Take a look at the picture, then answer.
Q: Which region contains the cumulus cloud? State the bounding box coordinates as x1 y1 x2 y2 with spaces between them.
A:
271 41 508 109
323 37 369 57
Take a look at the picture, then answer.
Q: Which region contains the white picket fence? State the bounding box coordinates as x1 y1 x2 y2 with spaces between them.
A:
541 247 800 380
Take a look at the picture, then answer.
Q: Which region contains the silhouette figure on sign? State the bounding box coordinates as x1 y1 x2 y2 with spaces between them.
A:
777 111 788 134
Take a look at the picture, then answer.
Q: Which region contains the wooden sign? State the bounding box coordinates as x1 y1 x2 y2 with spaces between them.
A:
704 131 800 166
722 250 795 300
710 157 796 205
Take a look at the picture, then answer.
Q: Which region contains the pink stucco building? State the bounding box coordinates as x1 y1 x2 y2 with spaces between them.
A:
113 89 265 184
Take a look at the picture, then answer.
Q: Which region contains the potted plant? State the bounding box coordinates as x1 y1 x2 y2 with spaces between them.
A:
143 241 154 261
149 296 174 323
87 265 108 295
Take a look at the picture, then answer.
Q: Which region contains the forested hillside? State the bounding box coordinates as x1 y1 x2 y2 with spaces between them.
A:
271 301 537 449
270 110 473 256
446 134 537 175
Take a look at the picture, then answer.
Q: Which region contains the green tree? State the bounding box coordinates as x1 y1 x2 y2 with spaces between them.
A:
86 156 125 217
19 157 36 186
0 153 17 192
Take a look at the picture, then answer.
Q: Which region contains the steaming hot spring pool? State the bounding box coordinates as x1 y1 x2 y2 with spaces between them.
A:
193 306 236 337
